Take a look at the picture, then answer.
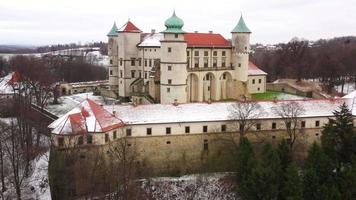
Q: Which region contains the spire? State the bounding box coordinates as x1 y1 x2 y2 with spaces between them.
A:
162 10 185 34
118 20 142 33
107 22 118 37
231 15 251 33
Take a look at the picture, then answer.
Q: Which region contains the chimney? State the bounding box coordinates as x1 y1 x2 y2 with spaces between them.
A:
209 31 213 34
194 31 198 33
151 29 156 34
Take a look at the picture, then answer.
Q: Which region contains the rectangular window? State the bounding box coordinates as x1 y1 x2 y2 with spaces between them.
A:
315 120 320 127
147 128 152 135
110 70 113 75
120 59 123 66
301 121 306 128
126 129 132 136
259 79 262 84
168 47 172 53
272 122 277 130
113 131 117 139
87 135 93 144
174 34 178 38
213 58 217 67
252 79 255 84
120 70 123 78
58 138 64 147
139 70 142 78
110 59 113 64
204 51 209 56
105 134 109 143
168 65 172 71
213 51 217 56
168 79 172 84
256 123 261 130
203 125 208 133
187 51 190 56
78 136 83 145
238 63 241 67
149 59 152 67
194 51 199 56
204 58 208 68
222 58 226 67
131 58 135 66
187 58 190 67
138 59 142 66
194 58 199 68
185 126 190 133
145 72 148 79
204 139 208 151
166 127 171 134
145 59 148 67
221 124 226 132
222 51 226 56
131 70 135 78
167 88 170 93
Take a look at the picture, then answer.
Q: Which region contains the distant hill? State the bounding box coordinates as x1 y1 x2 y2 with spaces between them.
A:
0 45 37 53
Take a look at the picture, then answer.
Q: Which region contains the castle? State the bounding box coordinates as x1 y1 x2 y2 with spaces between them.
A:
105 11 267 104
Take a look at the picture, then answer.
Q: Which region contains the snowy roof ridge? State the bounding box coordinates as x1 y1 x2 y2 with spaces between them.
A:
248 62 267 76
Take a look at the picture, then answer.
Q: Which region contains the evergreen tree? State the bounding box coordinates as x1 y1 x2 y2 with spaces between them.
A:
236 137 256 182
339 163 356 200
303 143 336 200
321 103 355 165
278 139 292 171
282 163 303 200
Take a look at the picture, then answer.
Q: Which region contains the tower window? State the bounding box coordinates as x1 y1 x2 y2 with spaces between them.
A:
168 47 172 53
120 70 123 78
110 70 113 75
175 34 178 38
78 136 83 145
120 59 123 66
131 58 135 66
238 63 242 67
168 65 172 71
315 120 320 127
58 138 64 147
166 141 171 144
113 131 117 139
167 88 170 93
256 123 261 130
221 124 226 132
252 79 255 84
168 79 172 84
203 125 208 133
147 128 152 135
194 58 199 68
259 79 262 84
105 134 109 142
87 135 93 144
131 70 135 78
145 59 147 67
272 122 277 130
145 72 148 79
126 129 132 136
301 121 306 128
185 126 190 133
166 127 171 134
110 59 113 64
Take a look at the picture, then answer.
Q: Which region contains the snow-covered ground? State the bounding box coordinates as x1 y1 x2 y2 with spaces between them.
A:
335 82 356 94
273 93 306 100
139 173 238 200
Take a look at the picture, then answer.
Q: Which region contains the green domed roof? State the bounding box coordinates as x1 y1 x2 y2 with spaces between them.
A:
231 15 251 33
107 22 118 37
162 11 185 34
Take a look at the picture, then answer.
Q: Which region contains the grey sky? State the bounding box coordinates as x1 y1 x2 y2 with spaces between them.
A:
1 0 355 46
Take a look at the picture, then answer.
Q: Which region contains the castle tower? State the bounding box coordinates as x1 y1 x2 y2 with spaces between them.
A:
231 15 251 82
160 11 188 104
107 22 119 91
116 20 142 97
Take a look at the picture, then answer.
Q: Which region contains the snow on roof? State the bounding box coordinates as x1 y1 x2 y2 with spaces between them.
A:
184 33 231 47
0 73 15 94
64 80 108 88
138 33 164 47
248 62 267 76
48 99 124 135
105 99 352 125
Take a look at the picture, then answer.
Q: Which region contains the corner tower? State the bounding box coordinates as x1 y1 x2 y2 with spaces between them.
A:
160 11 188 104
231 15 251 82
107 22 119 91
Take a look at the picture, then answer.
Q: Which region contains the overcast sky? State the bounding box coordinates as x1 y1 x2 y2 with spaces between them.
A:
1 0 355 46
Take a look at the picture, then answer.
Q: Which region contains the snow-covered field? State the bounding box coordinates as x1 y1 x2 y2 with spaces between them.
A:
335 82 355 94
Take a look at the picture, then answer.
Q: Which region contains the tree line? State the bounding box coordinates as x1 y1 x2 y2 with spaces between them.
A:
251 36 356 93
236 103 356 200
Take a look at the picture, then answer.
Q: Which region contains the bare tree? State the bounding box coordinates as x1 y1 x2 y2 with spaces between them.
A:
228 100 265 140
272 101 306 150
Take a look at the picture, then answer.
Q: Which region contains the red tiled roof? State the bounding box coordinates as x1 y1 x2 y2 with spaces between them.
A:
118 21 142 33
69 113 87 135
184 33 231 47
8 71 21 85
248 62 267 76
